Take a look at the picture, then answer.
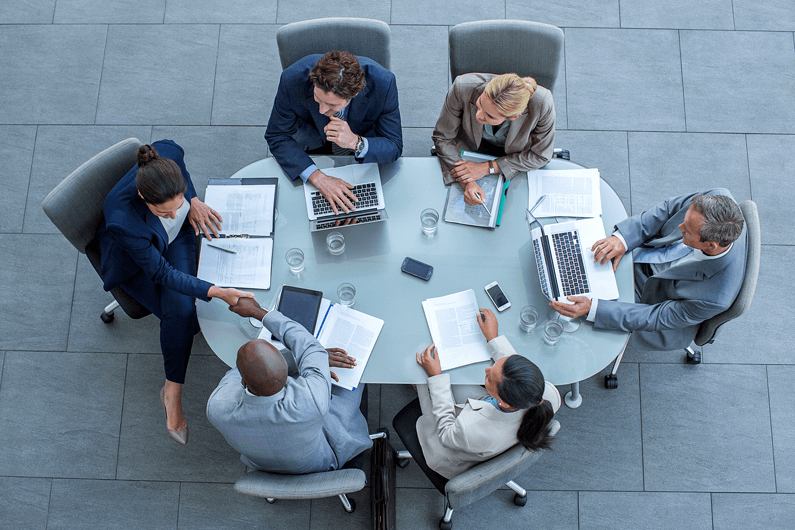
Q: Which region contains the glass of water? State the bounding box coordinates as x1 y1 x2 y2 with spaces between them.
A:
519 306 539 333
326 231 345 255
337 283 356 308
285 248 304 275
542 319 564 346
420 208 439 237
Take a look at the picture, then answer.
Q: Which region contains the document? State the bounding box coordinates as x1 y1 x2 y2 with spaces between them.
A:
204 182 275 236
443 175 502 228
197 238 273 290
528 168 602 218
422 289 490 371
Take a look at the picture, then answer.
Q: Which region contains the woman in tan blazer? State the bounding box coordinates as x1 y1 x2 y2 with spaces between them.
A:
432 73 556 206
413 308 561 479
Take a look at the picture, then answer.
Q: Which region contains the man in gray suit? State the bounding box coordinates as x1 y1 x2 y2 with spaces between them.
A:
551 188 746 353
206 298 372 473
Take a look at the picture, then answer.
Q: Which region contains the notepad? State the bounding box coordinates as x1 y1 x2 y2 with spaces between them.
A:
443 151 504 228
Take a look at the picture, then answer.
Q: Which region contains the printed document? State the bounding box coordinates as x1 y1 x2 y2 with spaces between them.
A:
422 289 490 371
443 175 502 228
203 183 275 236
528 168 601 218
197 238 273 290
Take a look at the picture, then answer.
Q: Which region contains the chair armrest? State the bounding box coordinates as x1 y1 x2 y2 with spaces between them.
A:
235 468 366 500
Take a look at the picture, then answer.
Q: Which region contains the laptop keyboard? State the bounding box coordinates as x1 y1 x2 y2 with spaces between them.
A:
311 182 379 216
551 230 590 296
315 212 384 230
532 239 551 300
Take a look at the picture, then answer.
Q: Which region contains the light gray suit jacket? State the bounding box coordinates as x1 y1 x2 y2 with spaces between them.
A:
416 336 560 479
206 311 372 474
432 73 556 185
595 188 747 350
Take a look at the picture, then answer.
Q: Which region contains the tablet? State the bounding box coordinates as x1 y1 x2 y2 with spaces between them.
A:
276 285 323 335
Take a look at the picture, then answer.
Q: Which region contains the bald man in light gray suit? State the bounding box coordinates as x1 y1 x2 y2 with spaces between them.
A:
206 299 371 474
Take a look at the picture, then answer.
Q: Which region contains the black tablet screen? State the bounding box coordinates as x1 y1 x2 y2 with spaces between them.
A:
276 286 323 335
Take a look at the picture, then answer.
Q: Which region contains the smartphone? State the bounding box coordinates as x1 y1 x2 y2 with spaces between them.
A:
401 257 433 281
485 281 511 312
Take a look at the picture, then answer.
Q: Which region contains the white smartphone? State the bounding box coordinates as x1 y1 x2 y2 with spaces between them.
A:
485 281 511 312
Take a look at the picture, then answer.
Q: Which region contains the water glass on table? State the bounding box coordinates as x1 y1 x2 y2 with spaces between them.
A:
420 208 439 237
519 306 539 333
326 231 345 255
542 319 564 346
337 283 356 308
285 248 305 275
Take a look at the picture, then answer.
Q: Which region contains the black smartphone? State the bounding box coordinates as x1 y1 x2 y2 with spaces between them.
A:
274 285 323 337
401 257 433 281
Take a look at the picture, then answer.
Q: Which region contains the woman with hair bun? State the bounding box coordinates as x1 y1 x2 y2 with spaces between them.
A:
97 139 253 446
433 73 556 206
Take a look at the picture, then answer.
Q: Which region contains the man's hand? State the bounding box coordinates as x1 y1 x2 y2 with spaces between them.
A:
592 235 626 272
189 197 222 239
416 343 442 377
463 181 486 206
550 296 591 318
308 170 358 215
451 160 489 185
477 308 499 341
227 296 267 320
327 347 356 382
324 116 358 150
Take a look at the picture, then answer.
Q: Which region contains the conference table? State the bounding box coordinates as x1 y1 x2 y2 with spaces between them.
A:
196 155 633 408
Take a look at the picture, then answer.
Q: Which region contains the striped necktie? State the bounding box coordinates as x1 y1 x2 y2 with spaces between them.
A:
632 241 692 264
331 109 353 156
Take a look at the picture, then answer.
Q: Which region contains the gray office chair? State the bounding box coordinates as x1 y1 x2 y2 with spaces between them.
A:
276 17 391 70
449 19 564 93
234 432 387 513
604 200 761 388
42 137 151 323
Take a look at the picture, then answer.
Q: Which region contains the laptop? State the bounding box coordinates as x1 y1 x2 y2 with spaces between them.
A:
530 217 619 302
304 162 389 232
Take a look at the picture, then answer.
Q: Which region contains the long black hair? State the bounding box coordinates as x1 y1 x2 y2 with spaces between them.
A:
497 355 555 451
135 144 186 205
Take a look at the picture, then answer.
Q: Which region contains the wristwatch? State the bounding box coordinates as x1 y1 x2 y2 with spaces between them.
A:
488 160 496 174
354 135 365 157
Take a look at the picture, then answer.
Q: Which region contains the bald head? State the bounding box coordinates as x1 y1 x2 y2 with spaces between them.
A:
236 339 288 396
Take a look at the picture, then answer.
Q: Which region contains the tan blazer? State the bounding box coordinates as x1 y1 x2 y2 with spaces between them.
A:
416 336 561 479
432 73 556 185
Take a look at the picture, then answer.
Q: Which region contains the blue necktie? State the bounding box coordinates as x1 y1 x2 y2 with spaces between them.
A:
633 241 692 264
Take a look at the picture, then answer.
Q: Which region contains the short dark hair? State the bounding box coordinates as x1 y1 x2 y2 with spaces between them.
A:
135 144 186 205
691 194 744 247
309 51 366 101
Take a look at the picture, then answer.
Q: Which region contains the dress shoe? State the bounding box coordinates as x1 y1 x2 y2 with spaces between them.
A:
160 387 188 445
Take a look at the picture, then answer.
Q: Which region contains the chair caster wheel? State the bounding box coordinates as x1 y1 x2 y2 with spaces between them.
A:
397 457 411 469
439 519 452 530
100 311 114 323
686 350 702 364
342 498 356 513
513 493 527 506
265 498 276 504
604 374 618 389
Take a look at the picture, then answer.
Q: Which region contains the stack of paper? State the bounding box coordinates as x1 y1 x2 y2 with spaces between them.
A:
422 289 490 371
528 168 602 218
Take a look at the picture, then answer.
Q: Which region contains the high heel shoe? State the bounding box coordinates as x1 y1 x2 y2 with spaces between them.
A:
160 387 188 445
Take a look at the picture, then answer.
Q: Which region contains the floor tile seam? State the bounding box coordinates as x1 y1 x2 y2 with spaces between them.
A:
730 0 737 31
0 349 151 356
765 365 779 493
208 25 222 127
677 30 689 133
92 25 110 126
44 477 53 530
638 363 645 492
18 125 38 237
63 249 80 352
114 355 129 480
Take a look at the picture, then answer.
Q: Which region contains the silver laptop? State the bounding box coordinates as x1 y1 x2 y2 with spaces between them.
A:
530 217 619 302
304 163 389 232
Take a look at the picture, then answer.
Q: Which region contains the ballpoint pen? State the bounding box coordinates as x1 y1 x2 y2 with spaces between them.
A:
526 194 547 225
473 192 492 217
207 242 237 254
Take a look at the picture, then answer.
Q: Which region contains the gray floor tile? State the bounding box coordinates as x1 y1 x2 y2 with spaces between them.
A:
396 486 446 529
0 352 4 387
390 26 449 129
179 481 310 529
0 25 106 124
623 341 696 364
402 128 434 158
166 0 276 23
54 0 165 23
681 30 795 134
579 491 712 530
276 0 390 24
0 351 126 478
627 132 751 215
565 29 685 131
96 25 219 126
212 24 281 126
701 245 794 364
0 477 51 530
116 354 245 482
507 0 620 28
641 364 775 492
712 493 795 530
391 0 497 25
521 365 643 491
733 0 795 31
24 125 151 234
309 488 370 529
0 126 37 234
619 0 734 29
747 134 795 245
0 235 76 351
554 130 630 212
766 366 795 492
47 479 178 530
0 0 55 23
455 490 578 530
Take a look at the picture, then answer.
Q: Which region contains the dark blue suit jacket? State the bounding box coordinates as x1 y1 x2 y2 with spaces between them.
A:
265 54 403 180
97 139 212 302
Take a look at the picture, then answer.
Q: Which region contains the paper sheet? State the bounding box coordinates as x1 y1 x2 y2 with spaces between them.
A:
422 289 490 371
443 175 501 228
317 305 384 391
197 238 273 289
528 168 602 218
204 183 275 236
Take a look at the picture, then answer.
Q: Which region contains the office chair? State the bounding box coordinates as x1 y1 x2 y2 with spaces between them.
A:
604 199 761 389
42 137 151 324
276 17 391 70
449 20 564 93
392 398 559 530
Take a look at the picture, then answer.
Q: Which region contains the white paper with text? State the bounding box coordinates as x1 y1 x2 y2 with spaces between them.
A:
422 289 490 371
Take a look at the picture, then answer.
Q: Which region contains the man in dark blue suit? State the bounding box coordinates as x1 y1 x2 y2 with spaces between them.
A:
265 50 402 214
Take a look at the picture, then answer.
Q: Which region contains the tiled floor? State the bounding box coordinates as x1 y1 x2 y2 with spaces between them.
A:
1 1 793 528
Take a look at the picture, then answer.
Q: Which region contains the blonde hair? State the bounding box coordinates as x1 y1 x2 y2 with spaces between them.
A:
483 74 538 118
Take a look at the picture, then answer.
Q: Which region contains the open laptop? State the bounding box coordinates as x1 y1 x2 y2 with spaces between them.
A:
304 162 389 232
530 217 619 302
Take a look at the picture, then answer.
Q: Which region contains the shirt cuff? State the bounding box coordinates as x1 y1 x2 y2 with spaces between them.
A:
354 137 369 159
586 298 599 322
300 164 319 183
612 230 628 252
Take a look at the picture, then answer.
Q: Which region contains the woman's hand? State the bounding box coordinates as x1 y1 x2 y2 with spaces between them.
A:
463 181 487 206
416 343 442 377
208 286 254 307
450 160 489 185
477 308 499 341
189 197 223 239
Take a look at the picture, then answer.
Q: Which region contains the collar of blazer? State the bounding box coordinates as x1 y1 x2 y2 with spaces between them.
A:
652 236 742 281
241 385 286 404
468 82 529 147
465 398 522 421
129 180 169 248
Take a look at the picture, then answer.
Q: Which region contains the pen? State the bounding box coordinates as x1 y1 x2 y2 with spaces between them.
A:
474 192 492 217
529 194 547 214
208 243 237 254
